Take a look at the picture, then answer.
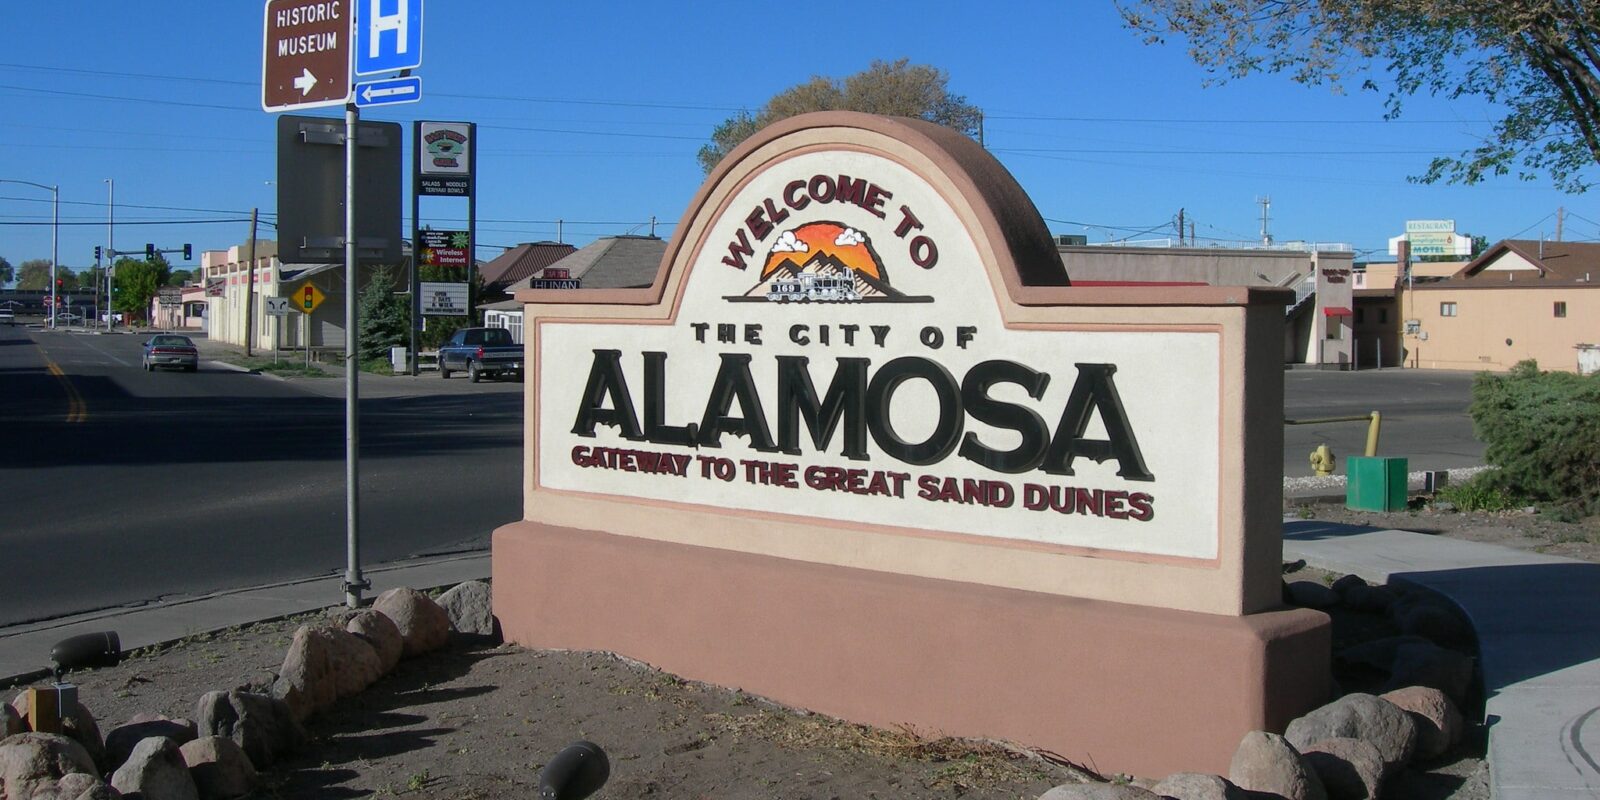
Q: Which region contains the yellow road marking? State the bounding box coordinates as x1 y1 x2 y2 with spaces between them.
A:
44 361 87 423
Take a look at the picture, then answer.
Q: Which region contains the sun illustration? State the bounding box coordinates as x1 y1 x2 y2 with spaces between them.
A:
761 221 886 283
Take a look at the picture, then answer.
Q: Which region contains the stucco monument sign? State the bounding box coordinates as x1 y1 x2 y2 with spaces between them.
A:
494 112 1330 776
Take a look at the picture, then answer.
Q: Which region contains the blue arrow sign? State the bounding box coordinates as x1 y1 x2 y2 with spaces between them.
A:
354 0 423 76
354 76 422 107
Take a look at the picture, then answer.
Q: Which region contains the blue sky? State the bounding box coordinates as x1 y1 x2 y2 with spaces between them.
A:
1 1 1593 278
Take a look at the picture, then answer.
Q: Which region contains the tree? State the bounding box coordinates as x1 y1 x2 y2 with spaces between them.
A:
112 255 170 323
1119 1 1600 192
0 256 12 287
16 259 54 290
168 268 194 287
358 266 411 364
697 59 982 173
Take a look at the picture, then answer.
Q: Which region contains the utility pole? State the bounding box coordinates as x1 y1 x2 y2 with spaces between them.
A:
104 179 114 332
245 208 259 357
977 110 985 148
1556 206 1565 242
1256 196 1273 246
1177 208 1185 246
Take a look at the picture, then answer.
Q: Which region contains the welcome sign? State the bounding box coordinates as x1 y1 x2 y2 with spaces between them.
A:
496 113 1328 777
535 148 1222 561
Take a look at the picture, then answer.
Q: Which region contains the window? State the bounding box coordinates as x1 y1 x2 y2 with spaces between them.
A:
1555 301 1568 318
1378 308 1388 324
1326 319 1343 340
1355 308 1365 324
1441 302 1458 317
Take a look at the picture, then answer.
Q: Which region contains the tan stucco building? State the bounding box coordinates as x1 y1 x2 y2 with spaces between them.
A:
1407 240 1600 373
202 240 390 353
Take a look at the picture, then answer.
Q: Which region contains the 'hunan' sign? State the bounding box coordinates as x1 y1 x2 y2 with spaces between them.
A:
537 151 1220 561
496 113 1328 778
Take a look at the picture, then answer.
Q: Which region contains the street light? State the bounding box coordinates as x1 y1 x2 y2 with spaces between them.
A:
0 179 59 328
104 179 114 332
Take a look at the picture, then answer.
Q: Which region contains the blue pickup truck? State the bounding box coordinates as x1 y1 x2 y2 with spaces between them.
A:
439 326 523 382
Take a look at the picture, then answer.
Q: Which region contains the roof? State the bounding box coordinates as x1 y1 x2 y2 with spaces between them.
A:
518 235 667 291
1422 239 1600 290
478 241 578 293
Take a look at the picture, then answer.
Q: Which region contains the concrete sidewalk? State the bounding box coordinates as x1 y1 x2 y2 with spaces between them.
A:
0 553 488 686
1286 519 1600 800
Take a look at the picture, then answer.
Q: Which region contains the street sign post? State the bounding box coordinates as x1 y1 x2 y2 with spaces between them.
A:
262 0 352 112
354 0 423 76
354 75 422 107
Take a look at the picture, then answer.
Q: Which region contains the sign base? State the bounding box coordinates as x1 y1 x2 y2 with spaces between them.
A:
492 520 1331 778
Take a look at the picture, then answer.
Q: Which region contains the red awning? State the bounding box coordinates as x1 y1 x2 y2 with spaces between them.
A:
1322 306 1353 317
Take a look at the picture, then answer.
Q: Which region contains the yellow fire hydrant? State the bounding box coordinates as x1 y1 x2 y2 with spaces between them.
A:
1309 444 1336 477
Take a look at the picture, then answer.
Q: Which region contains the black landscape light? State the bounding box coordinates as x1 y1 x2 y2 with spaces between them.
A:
537 741 609 800
49 631 121 680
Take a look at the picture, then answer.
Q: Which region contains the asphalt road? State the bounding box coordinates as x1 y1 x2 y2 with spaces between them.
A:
0 323 1485 629
0 324 521 628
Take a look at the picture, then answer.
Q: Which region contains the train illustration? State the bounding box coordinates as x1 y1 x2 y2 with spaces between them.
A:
764 273 861 303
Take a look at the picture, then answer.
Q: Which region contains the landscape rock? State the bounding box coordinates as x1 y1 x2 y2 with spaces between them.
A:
372 587 451 658
1380 686 1464 760
47 771 119 799
1285 693 1418 771
106 719 197 772
0 732 98 800
1037 783 1160 799
1302 737 1384 800
1334 635 1433 673
325 627 384 698
346 610 404 674
1383 641 1476 703
272 625 339 721
1330 575 1393 613
194 690 304 768
1392 598 1474 648
437 580 498 639
1228 731 1325 800
180 737 257 800
1149 771 1244 799
3 703 22 737
1286 580 1339 609
110 736 198 800
10 691 108 772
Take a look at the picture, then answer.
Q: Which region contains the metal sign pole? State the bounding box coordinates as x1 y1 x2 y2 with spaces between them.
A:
344 102 367 608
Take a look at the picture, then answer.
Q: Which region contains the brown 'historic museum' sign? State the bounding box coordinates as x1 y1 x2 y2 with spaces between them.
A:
493 112 1330 776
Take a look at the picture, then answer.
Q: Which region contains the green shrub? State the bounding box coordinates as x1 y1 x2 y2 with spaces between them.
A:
1436 472 1517 512
1468 360 1600 516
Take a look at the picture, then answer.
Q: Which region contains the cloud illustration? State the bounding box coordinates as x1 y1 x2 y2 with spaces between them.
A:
835 228 865 247
772 230 809 253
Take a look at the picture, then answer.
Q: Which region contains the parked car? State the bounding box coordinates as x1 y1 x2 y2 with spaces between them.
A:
439 326 522 382
0 310 13 326
142 334 199 372
55 312 83 325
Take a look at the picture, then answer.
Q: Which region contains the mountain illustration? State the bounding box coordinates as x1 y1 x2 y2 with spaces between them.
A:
739 221 907 300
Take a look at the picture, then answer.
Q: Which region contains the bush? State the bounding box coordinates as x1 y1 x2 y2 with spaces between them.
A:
1436 472 1517 512
1468 360 1600 516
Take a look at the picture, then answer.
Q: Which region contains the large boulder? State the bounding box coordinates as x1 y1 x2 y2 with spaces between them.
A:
38 770 120 799
1037 784 1160 799
1285 693 1418 772
346 610 404 675
1383 642 1476 703
1380 686 1464 761
1301 737 1385 800
3 703 23 737
272 625 338 721
324 627 384 698
1286 580 1339 610
180 737 257 800
1391 597 1474 648
106 720 197 773
1148 772 1244 799
437 580 498 640
194 691 304 769
372 588 451 658
1330 575 1393 613
1227 731 1326 800
0 732 98 800
11 691 108 772
110 736 198 800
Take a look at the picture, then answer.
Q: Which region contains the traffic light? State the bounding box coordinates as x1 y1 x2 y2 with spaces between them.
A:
182 243 192 261
94 245 101 260
145 243 156 259
56 278 63 290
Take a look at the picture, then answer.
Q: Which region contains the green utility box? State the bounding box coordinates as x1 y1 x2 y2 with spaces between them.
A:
1346 456 1409 511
